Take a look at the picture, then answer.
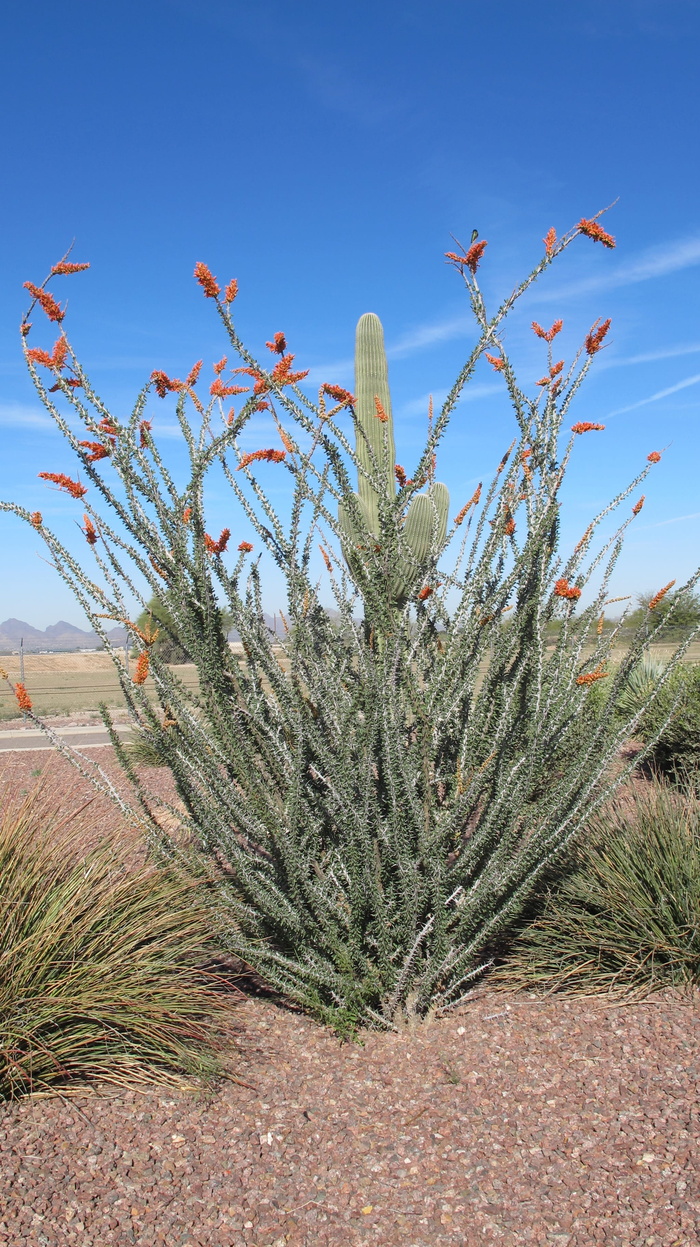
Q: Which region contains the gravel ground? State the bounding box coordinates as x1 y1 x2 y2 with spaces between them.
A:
0 748 698 1246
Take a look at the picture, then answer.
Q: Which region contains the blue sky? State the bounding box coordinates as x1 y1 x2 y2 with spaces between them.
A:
1 0 698 627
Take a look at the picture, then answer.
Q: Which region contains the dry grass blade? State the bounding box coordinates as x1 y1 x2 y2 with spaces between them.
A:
0 783 241 1101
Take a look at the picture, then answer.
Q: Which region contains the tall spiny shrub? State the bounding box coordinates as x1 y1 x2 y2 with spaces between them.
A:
3 218 699 1031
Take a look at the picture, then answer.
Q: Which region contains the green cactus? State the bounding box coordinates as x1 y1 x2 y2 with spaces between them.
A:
338 312 449 608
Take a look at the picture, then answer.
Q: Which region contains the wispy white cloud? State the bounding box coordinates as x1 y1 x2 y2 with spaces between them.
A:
602 342 700 370
641 511 700 529
0 402 55 430
387 316 473 358
606 372 700 418
536 235 700 303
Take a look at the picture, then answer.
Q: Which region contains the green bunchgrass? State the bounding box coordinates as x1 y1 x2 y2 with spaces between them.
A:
0 786 240 1101
491 777 700 998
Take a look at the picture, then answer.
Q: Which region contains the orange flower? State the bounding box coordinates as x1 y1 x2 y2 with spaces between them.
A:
550 359 564 378
238 540 254 553
647 451 662 463
210 378 249 398
504 515 516 537
576 667 608 686
543 227 557 256
38 472 87 499
26 347 54 367
554 577 582 601
83 514 99 545
648 580 676 610
577 218 616 249
183 507 192 523
186 359 203 387
445 240 488 273
571 422 605 434
79 440 110 462
271 354 309 386
133 652 150 685
51 261 90 275
454 483 482 525
321 383 355 407
319 545 333 573
139 420 152 448
213 356 227 375
23 282 65 322
266 332 287 355
193 261 220 298
151 370 183 397
204 528 231 555
485 353 504 371
20 322 31 336
532 319 563 342
278 428 295 454
585 318 612 356
237 448 286 470
14 683 32 712
417 585 434 601
374 397 389 422
97 416 119 442
395 464 407 487
29 511 42 528
632 495 645 516
223 278 239 303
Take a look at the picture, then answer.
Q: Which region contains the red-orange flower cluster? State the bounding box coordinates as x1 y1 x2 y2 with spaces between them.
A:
51 261 90 275
23 282 65 322
503 515 516 537
26 337 69 370
532 319 563 342
445 240 488 274
223 278 239 304
577 219 616 249
213 356 227 375
395 464 407 488
14 683 32 711
237 449 286 470
132 652 150 685
543 227 557 256
485 353 504 371
210 378 250 398
417 585 434 601
576 667 608 686
38 472 87 499
585 318 612 356
647 451 662 463
571 422 605 434
321 384 355 407
29 511 42 528
193 262 220 298
139 420 152 448
266 332 287 355
554 577 581 601
79 440 110 462
83 514 99 545
204 528 231 555
238 541 254 553
319 545 333 573
648 580 676 610
632 495 645 516
270 354 309 386
374 397 389 422
151 370 183 397
186 359 203 387
183 507 192 523
454 483 482 526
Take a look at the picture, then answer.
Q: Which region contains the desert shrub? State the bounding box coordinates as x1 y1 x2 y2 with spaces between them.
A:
0 786 235 1100
2 216 699 1032
637 663 700 785
490 776 700 996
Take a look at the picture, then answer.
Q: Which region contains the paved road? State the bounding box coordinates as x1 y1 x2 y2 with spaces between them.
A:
0 725 134 752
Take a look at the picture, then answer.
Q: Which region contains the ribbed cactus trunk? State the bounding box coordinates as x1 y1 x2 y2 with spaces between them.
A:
338 312 449 616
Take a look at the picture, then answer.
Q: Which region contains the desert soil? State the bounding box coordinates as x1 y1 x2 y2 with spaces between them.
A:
0 748 698 1246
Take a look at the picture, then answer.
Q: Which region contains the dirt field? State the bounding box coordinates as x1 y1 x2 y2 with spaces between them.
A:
0 642 697 724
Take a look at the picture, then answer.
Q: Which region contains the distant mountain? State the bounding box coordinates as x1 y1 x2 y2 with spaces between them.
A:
0 618 128 652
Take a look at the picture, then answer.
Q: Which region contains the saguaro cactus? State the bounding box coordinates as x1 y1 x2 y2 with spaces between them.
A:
338 312 449 607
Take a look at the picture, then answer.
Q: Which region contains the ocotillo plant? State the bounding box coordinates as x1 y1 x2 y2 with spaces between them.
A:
338 312 449 614
3 216 699 1032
